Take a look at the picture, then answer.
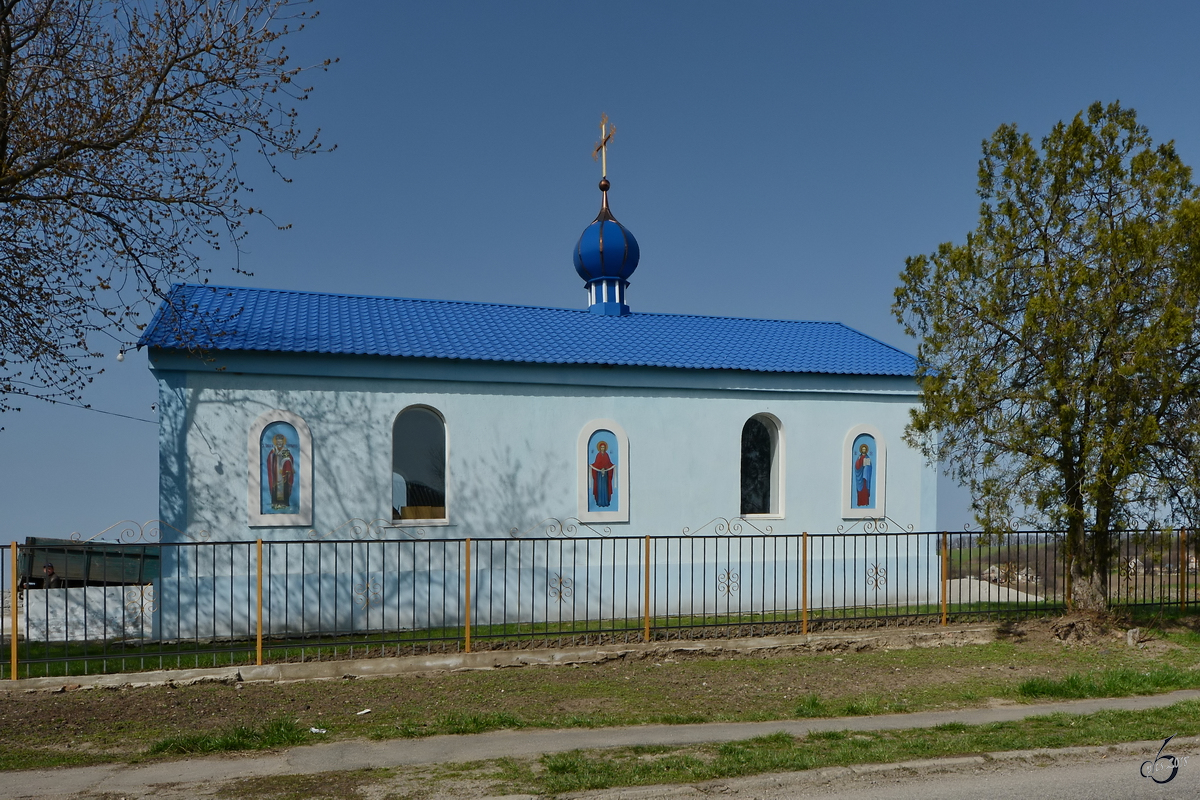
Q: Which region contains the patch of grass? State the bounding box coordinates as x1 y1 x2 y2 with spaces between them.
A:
932 721 969 732
371 710 524 740
0 746 116 772
517 700 1200 795
1019 665 1200 699
437 711 523 735
840 696 884 716
1159 627 1200 646
147 718 308 756
794 693 827 717
653 713 710 724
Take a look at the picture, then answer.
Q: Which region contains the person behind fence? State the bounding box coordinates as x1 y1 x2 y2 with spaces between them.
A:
42 562 63 589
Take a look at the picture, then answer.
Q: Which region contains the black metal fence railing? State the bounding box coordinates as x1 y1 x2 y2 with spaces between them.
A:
3 529 1197 678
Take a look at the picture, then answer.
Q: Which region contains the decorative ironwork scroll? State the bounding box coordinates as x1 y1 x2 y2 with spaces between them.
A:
1120 558 1145 590
866 564 887 589
717 568 740 596
353 578 383 610
961 517 1025 542
124 586 157 622
836 515 915 534
682 517 773 537
508 517 612 539
548 573 574 604
72 519 210 544
736 516 775 535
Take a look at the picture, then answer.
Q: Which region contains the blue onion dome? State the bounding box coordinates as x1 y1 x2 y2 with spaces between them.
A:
573 179 640 283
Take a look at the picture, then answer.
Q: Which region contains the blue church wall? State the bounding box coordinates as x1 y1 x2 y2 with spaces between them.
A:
150 350 934 543
145 349 936 636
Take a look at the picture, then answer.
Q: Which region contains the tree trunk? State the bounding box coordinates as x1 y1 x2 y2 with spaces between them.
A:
1068 523 1110 613
1070 566 1107 611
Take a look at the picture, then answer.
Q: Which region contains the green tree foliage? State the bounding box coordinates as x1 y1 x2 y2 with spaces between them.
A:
0 0 332 413
894 102 1200 610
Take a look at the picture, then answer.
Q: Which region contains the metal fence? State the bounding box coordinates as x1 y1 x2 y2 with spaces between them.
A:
3 527 1197 678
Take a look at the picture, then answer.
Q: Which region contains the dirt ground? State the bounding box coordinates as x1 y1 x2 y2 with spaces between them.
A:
0 615 1194 771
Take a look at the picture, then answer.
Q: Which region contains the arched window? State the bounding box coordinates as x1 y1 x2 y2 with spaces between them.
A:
741 414 782 517
392 406 447 522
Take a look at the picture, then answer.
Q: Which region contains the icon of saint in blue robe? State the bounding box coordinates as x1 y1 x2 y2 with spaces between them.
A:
590 440 615 507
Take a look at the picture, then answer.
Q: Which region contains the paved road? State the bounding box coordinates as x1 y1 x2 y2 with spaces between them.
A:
6 690 1200 799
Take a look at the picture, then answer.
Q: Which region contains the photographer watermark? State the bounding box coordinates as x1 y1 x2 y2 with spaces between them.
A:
1141 736 1188 784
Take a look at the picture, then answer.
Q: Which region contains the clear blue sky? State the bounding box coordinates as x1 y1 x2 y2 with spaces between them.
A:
2 0 1198 540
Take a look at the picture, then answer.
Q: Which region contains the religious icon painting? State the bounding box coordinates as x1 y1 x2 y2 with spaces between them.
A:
248 410 313 527
842 424 886 520
587 430 618 512
851 434 876 509
261 422 300 514
577 419 629 523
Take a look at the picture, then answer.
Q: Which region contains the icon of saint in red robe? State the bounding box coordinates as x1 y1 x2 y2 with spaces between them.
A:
267 433 296 510
590 440 615 508
853 442 873 507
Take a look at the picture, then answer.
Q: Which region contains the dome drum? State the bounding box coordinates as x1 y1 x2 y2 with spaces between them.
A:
586 278 630 316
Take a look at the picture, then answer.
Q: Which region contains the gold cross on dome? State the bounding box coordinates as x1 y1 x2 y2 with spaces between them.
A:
592 114 616 177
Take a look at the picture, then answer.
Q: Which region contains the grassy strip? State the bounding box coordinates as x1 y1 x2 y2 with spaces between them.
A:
0 748 115 773
147 718 308 756
1019 665 1200 699
2 719 312 771
497 700 1200 795
345 667 1200 743
388 711 526 738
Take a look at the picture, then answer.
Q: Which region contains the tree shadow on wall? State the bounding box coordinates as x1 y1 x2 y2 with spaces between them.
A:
179 386 388 537
454 443 567 539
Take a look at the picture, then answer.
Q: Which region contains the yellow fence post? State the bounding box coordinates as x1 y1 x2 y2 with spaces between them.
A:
9 542 17 680
643 535 651 643
940 531 949 627
255 539 264 666
801 532 809 636
464 538 472 653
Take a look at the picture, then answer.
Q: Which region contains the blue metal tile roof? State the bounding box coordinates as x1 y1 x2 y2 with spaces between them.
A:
138 284 917 376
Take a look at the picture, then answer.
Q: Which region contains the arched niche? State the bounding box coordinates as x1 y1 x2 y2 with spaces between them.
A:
577 419 630 523
248 409 313 527
842 423 886 520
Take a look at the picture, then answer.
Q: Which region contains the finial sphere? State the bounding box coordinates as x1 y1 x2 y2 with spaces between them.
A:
598 178 610 192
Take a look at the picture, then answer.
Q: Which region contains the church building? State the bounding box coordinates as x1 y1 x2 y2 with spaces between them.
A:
138 151 934 545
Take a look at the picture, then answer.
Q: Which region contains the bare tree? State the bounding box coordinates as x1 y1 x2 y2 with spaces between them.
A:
0 0 332 412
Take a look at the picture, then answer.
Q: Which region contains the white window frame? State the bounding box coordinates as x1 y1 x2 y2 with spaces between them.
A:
577 418 630 524
248 409 313 527
842 423 886 520
741 413 785 520
388 404 451 527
